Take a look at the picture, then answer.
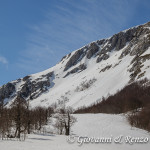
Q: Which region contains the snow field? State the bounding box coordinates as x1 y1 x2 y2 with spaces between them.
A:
0 113 150 150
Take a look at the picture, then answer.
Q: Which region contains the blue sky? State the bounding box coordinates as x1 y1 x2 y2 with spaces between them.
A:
0 0 150 85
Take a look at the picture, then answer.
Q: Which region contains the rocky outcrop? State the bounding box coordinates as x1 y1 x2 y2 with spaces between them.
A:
64 47 87 71
86 42 99 59
20 72 53 99
97 39 105 45
61 53 72 63
96 54 109 63
0 83 16 99
100 65 112 73
119 24 150 59
129 53 150 83
0 72 54 101
60 55 67 62
109 28 137 51
95 25 138 64
23 75 30 82
63 22 149 71
41 72 53 79
115 23 150 82
64 64 87 78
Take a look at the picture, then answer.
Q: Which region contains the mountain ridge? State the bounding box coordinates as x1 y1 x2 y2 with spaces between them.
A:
1 21 150 108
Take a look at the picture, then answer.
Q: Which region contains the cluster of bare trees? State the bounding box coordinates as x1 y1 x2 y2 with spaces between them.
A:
53 96 77 136
54 107 76 135
75 78 150 114
75 78 97 92
128 104 150 131
0 92 77 140
0 94 53 140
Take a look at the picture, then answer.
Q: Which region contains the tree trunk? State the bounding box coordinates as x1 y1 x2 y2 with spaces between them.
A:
65 113 70 136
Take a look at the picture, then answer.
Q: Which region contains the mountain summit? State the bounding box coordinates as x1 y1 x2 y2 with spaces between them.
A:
1 22 150 108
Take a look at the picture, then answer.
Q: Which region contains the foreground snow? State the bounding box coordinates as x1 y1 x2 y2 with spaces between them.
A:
0 114 150 150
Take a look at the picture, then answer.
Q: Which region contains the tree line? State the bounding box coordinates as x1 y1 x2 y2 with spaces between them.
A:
75 78 150 131
0 93 76 140
0 93 53 140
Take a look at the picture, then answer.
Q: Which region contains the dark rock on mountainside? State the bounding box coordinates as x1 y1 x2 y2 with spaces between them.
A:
60 53 72 63
115 23 150 82
64 42 99 71
119 24 150 59
96 54 109 63
0 72 54 101
95 26 138 64
23 75 31 82
64 64 87 78
20 72 54 99
60 55 67 62
64 47 87 71
100 65 112 73
0 83 16 99
109 27 136 50
97 39 105 45
42 72 53 79
64 23 148 71
86 42 99 59
110 28 136 50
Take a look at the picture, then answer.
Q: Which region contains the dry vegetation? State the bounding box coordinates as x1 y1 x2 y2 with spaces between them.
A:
75 78 150 132
75 78 97 92
0 94 53 140
0 94 76 140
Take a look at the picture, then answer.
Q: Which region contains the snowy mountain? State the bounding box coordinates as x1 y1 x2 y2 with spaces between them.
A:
1 21 150 109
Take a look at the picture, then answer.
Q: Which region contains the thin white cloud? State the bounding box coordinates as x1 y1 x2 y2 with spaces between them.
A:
0 55 8 64
17 0 139 73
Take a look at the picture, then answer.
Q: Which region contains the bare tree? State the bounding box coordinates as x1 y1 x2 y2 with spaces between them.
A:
54 99 77 136
27 82 32 134
0 86 5 140
11 93 27 139
63 107 76 135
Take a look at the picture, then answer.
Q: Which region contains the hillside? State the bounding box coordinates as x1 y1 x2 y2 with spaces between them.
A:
1 22 150 109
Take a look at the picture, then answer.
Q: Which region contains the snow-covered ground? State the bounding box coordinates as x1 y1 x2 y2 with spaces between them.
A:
0 113 149 150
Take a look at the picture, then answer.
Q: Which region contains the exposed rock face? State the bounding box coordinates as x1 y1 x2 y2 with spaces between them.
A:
60 55 67 62
115 23 150 82
97 39 105 45
23 76 30 82
110 28 136 50
96 22 150 82
64 24 144 70
64 64 87 77
21 79 50 99
128 53 150 83
100 65 112 73
86 42 99 59
60 53 72 63
41 72 53 79
0 83 16 99
95 25 138 64
20 72 53 99
96 54 109 63
0 72 54 101
64 48 86 71
119 25 150 59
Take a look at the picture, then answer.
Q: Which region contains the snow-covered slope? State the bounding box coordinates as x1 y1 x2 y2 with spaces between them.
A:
1 114 149 150
1 22 150 109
